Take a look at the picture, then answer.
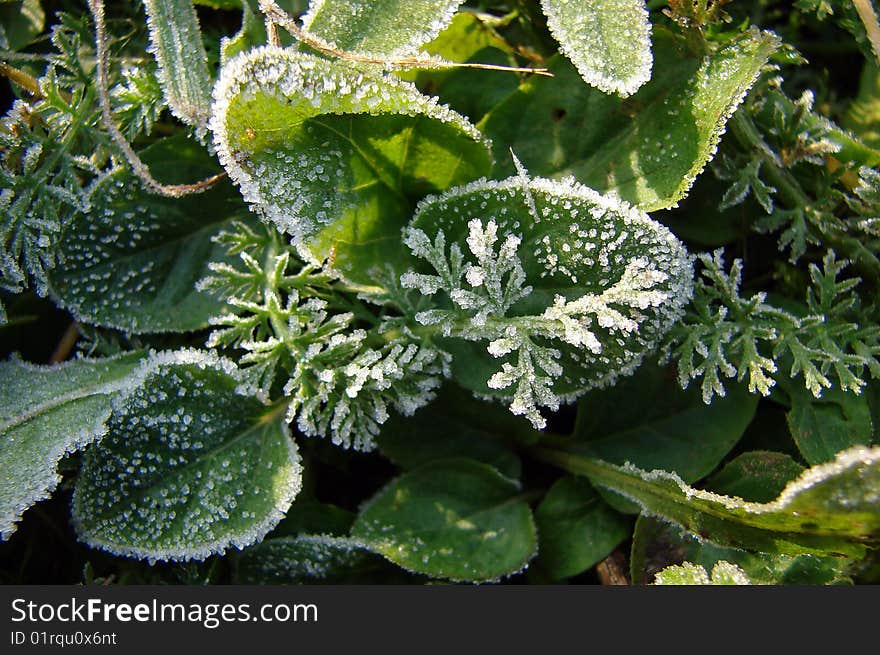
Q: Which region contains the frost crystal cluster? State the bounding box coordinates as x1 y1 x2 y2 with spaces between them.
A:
401 170 693 428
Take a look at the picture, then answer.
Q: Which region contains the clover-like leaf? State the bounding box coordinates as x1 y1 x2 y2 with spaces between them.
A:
72 350 302 561
0 351 146 540
211 46 492 284
539 445 880 557
481 28 779 211
301 0 466 57
402 167 693 427
540 0 652 97
352 458 537 582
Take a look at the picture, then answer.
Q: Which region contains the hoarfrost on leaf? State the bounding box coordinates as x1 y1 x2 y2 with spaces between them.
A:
0 351 146 540
301 0 467 58
539 0 652 97
72 349 303 562
653 560 751 585
401 169 693 428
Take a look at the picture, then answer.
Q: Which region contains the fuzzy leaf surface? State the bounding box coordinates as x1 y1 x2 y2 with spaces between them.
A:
143 0 213 133
211 47 491 284
481 28 778 210
352 458 536 582
49 137 250 333
0 351 145 540
301 0 466 57
540 0 651 97
73 350 302 561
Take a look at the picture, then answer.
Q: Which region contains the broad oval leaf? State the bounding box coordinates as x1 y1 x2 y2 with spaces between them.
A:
534 476 630 580
481 28 779 211
407 172 693 404
302 0 466 57
72 350 303 561
573 362 759 483
352 458 537 582
211 46 492 284
539 445 880 557
540 0 652 97
0 351 145 540
48 137 252 333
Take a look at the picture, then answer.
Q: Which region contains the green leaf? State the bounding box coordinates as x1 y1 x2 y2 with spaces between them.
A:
538 445 880 557
48 136 251 333
573 362 758 483
143 0 213 134
211 47 492 285
376 385 523 479
844 59 880 149
0 0 44 52
632 515 853 585
351 458 536 582
539 0 651 97
707 451 806 503
786 384 874 465
534 476 630 580
72 350 303 561
481 28 778 211
235 535 395 583
301 0 466 56
267 500 354 537
653 560 751 585
406 171 693 408
0 351 145 540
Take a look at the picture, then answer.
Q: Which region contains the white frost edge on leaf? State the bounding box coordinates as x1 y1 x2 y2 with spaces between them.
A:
610 445 880 515
408 169 693 411
70 348 304 562
656 27 781 211
142 0 212 137
209 46 490 245
301 0 467 58
0 351 147 540
540 0 652 97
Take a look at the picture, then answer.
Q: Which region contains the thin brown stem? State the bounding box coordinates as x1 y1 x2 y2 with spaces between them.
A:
0 61 43 98
86 0 226 198
49 322 80 363
853 0 880 64
258 0 551 77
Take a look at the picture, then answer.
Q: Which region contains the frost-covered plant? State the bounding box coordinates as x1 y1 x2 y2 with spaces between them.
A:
2 0 880 586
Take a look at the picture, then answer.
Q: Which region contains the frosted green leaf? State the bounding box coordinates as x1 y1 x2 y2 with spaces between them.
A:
352 458 537 582
143 0 213 135
654 561 751 585
0 351 146 540
403 170 693 427
540 0 651 97
211 46 491 284
72 350 302 562
540 445 880 557
481 28 779 211
235 535 392 583
301 0 466 57
48 137 251 333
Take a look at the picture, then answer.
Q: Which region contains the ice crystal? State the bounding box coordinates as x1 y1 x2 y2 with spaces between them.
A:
210 46 488 248
72 349 303 562
540 0 652 97
401 170 693 428
654 560 751 585
664 250 880 403
301 0 466 58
